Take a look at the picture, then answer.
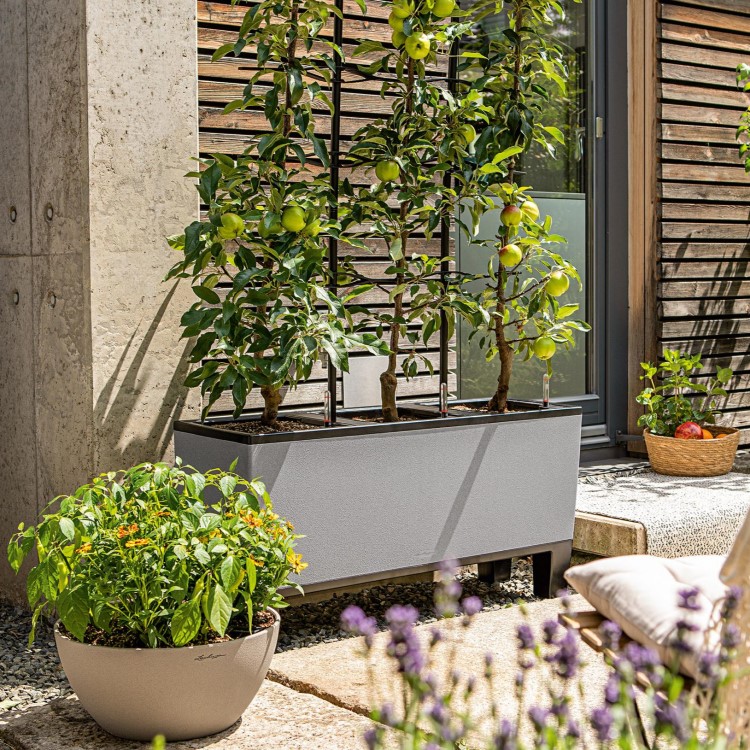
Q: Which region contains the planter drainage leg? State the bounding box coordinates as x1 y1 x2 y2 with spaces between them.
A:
477 558 512 585
532 541 572 599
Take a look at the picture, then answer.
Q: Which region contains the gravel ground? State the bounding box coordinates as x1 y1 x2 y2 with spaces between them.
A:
0 602 71 715
0 560 534 715
277 558 535 651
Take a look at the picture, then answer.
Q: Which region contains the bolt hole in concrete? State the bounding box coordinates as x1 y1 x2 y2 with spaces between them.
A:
12 291 19 305
46 292 56 309
44 204 53 221
8 206 16 223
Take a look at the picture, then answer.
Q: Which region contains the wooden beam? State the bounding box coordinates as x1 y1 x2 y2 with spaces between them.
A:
627 0 659 434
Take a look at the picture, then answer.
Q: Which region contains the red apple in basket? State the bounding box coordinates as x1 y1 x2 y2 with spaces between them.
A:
674 421 703 440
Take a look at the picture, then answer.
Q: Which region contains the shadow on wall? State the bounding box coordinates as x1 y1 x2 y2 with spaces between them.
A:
93 283 193 469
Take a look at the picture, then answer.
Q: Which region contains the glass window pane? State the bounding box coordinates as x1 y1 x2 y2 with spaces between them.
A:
456 0 590 402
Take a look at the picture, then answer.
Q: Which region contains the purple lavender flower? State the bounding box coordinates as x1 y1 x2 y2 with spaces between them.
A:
604 674 621 705
364 727 378 750
429 627 443 647
462 595 482 617
655 695 689 742
385 604 425 676
671 618 699 654
566 719 581 739
722 622 741 650
378 702 396 727
492 719 517 750
528 706 551 730
590 706 615 741
677 586 702 612
516 623 535 650
435 577 462 618
545 628 579 679
437 558 459 577
721 585 743 620
697 652 721 690
542 618 560 644
340 605 378 642
599 620 622 650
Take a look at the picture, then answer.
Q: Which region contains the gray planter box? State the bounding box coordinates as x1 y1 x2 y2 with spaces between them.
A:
174 402 582 598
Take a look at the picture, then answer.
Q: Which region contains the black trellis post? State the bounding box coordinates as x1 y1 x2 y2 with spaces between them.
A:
327 0 345 425
439 36 459 396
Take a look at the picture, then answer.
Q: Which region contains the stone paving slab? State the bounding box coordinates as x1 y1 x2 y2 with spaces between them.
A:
0 680 384 750
270 595 611 744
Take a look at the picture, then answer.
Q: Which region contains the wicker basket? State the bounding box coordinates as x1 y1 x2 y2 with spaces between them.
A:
644 426 740 477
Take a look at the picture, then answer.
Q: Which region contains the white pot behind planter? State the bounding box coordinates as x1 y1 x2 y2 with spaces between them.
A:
54 610 279 741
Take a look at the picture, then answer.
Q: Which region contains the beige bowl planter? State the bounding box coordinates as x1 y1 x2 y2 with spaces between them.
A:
644 427 740 477
54 610 280 742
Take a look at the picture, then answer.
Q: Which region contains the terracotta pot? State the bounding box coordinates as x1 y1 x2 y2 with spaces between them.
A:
54 610 279 741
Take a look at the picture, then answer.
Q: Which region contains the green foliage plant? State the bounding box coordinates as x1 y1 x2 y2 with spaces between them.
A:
7 460 305 648
167 0 385 425
458 0 589 413
737 63 750 171
636 349 732 437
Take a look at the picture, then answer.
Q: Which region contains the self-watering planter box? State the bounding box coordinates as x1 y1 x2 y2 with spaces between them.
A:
174 401 582 598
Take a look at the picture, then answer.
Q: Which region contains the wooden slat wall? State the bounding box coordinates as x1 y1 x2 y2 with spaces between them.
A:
657 0 750 443
197 0 451 416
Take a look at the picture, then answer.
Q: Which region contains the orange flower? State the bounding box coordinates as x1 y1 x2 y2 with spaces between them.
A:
75 543 92 555
248 556 264 568
287 551 307 575
117 523 139 539
155 511 171 518
125 538 149 548
243 514 262 528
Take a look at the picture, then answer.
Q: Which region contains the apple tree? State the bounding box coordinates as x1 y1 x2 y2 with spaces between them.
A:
167 0 385 424
458 0 590 412
339 0 492 422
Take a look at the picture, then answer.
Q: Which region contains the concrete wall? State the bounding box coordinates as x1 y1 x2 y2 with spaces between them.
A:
0 0 200 602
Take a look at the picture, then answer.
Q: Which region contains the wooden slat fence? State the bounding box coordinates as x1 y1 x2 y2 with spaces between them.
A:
657 0 750 443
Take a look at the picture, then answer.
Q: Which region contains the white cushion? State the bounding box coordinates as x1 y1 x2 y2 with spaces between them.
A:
565 555 727 679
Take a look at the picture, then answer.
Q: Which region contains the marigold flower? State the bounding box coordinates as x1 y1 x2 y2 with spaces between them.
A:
117 523 139 539
75 543 92 555
125 538 149 548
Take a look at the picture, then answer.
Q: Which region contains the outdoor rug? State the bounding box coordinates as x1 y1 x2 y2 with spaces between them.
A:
577 470 750 557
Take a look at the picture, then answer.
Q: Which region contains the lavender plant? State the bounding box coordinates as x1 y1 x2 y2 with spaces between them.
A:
341 563 743 749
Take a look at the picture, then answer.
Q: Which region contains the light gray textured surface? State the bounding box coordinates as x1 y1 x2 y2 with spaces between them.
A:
176 413 582 588
0 0 200 603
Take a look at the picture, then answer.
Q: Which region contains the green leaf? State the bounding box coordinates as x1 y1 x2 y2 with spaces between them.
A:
220 556 242 591
246 557 257 594
171 598 202 647
206 583 233 637
192 285 221 305
219 475 238 498
57 586 90 642
492 145 524 164
59 518 75 542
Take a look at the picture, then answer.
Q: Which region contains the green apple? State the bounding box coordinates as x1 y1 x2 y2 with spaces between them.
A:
375 159 400 182
545 270 570 297
520 200 540 222
432 0 455 17
391 0 415 18
500 205 522 227
405 32 431 60
533 336 556 360
457 123 477 145
391 30 406 47
388 12 404 32
217 212 245 239
281 205 307 233
498 243 522 267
